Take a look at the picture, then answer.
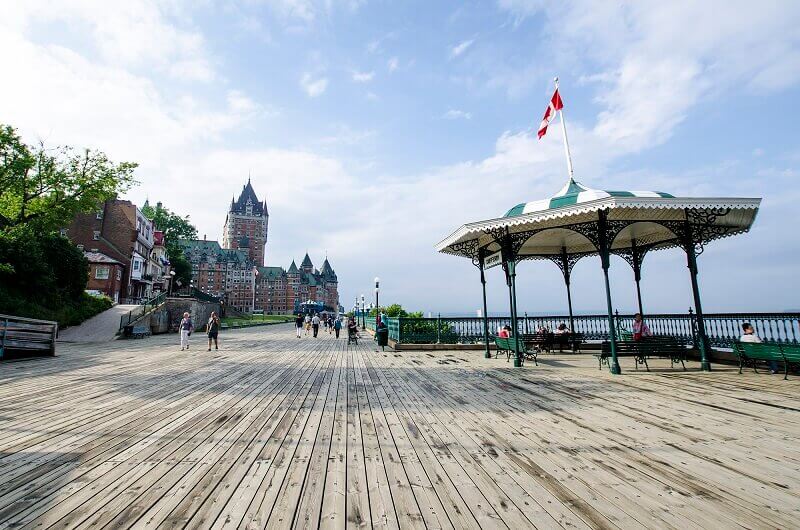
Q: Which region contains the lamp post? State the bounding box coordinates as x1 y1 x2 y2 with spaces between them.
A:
360 294 365 330
168 270 176 296
374 277 380 325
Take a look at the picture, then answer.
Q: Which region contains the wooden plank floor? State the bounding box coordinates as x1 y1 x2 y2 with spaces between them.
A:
1 325 799 529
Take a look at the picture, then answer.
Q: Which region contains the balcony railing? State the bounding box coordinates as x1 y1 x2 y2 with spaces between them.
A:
381 312 800 347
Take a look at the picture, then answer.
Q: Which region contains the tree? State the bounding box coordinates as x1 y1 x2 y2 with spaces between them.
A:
141 201 197 259
369 303 424 318
0 124 137 235
169 253 192 287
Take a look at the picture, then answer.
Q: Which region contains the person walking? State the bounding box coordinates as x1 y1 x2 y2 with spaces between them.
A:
179 312 194 351
304 314 311 336
206 311 220 351
295 314 304 338
312 313 321 338
333 316 342 338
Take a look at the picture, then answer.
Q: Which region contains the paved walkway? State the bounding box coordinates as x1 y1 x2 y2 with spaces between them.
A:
57 304 138 343
0 324 798 528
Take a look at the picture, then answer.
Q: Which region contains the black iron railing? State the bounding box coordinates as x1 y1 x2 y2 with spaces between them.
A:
386 312 800 347
119 292 167 331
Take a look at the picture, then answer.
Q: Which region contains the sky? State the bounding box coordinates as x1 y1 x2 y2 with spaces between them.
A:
2 0 799 315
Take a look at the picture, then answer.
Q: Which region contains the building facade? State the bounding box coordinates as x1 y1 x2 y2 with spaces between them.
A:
64 199 158 302
84 252 125 302
222 179 269 267
182 180 339 314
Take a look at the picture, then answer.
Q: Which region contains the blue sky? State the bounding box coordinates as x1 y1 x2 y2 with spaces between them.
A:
2 1 799 314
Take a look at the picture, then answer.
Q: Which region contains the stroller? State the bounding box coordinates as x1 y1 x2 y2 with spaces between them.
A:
347 325 358 345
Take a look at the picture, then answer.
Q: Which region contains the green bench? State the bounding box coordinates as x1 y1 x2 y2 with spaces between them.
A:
493 336 537 366
597 336 689 371
733 342 800 380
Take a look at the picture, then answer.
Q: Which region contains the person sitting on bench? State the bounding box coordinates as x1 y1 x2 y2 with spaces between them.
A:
632 313 652 341
740 322 777 374
498 325 511 338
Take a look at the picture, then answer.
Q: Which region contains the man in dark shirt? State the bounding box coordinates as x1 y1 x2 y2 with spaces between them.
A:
295 314 304 338
206 312 220 351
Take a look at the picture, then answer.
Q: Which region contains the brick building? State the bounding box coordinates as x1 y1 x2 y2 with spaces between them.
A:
223 178 268 266
64 199 157 302
182 179 340 314
84 252 125 302
181 239 255 313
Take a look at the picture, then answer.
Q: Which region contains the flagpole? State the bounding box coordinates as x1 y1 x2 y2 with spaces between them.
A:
554 77 575 180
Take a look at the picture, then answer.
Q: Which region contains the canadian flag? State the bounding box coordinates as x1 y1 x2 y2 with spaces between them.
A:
537 88 564 139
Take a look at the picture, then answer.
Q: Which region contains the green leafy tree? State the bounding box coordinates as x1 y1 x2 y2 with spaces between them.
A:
369 303 423 318
169 253 192 286
141 201 197 256
0 124 137 235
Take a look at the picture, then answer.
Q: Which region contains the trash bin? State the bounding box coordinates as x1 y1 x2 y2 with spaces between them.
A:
376 328 389 350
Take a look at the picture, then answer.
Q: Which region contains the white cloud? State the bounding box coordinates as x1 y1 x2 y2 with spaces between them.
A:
3 0 215 82
387 57 399 72
449 39 474 58
495 0 800 152
366 91 380 101
300 73 329 97
226 90 259 114
352 70 375 83
442 109 472 120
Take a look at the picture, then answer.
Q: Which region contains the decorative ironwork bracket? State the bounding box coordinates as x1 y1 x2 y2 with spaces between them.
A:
545 249 593 285
661 207 732 256
448 238 481 267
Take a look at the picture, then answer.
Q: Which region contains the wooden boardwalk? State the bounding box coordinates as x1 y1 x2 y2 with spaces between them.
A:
0 324 798 529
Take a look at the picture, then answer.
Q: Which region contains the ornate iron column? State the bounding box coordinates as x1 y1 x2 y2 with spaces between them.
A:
507 259 522 367
598 210 621 374
560 247 575 331
662 207 731 372
478 250 491 358
631 239 644 316
686 246 711 370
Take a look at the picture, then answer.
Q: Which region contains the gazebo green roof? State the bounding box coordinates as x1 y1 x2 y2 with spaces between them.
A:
504 179 674 217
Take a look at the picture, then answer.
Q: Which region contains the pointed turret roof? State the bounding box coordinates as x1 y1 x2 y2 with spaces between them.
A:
301 253 313 269
288 260 299 273
321 258 337 282
230 179 267 216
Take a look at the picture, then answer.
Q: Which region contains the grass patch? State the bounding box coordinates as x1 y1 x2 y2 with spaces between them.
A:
221 314 294 326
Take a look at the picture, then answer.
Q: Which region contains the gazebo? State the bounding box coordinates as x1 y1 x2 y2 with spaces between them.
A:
436 177 760 373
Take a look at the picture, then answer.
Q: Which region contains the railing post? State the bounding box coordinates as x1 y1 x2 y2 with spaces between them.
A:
688 308 697 347
0 317 7 359
436 313 441 344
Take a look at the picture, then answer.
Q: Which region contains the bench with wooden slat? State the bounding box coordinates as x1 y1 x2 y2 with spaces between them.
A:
493 336 537 365
0 314 58 358
597 336 690 371
522 332 585 353
733 341 800 380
